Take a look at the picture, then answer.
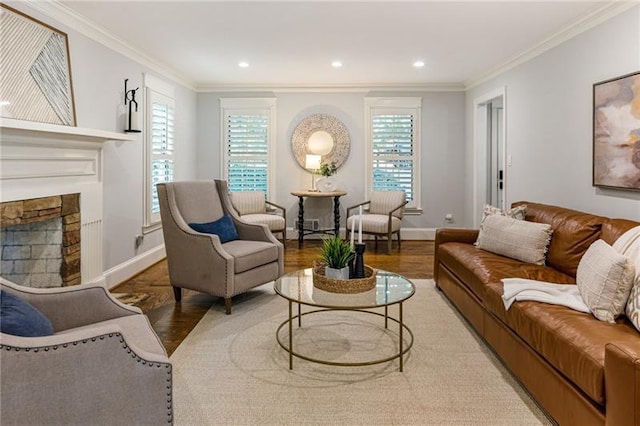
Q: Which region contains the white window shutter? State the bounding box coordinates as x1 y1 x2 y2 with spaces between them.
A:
225 114 269 193
371 114 414 201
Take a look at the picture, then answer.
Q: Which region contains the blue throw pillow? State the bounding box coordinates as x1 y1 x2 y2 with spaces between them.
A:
0 290 54 337
189 214 239 243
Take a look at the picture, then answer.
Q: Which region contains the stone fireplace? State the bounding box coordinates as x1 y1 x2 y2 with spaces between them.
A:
0 118 132 286
1 194 80 287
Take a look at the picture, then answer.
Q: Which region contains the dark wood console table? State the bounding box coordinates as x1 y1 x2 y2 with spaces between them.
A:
291 190 347 248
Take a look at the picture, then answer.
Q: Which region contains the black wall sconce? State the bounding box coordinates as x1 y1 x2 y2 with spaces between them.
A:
124 79 141 133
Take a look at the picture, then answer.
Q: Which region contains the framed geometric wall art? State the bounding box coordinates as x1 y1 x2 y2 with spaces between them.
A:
593 71 640 191
0 3 76 126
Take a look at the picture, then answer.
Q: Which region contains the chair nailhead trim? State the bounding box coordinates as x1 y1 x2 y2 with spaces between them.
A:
1 332 173 422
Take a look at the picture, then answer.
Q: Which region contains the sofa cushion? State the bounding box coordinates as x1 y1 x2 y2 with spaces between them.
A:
484 281 638 405
56 314 166 357
222 240 279 274
0 290 54 337
476 215 553 265
437 243 528 300
512 202 605 277
576 240 636 323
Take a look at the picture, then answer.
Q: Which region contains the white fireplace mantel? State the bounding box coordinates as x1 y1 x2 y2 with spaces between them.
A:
0 117 133 148
0 118 134 285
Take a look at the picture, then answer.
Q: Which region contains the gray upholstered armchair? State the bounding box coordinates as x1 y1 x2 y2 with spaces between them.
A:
157 180 284 314
346 191 408 253
0 278 172 425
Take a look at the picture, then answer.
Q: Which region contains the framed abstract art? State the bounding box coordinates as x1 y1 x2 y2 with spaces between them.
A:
0 3 76 126
593 71 640 191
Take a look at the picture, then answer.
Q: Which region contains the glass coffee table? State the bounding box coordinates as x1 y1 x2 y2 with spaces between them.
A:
274 268 415 372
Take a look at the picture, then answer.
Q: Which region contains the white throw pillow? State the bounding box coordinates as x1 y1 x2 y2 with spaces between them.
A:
577 239 636 323
481 204 527 224
612 225 640 332
475 214 553 265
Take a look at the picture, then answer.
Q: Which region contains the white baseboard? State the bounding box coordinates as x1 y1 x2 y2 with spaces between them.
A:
286 227 436 241
104 244 166 289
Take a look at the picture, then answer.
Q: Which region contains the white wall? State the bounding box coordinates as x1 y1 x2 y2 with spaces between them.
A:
465 6 640 225
5 2 198 274
196 90 466 235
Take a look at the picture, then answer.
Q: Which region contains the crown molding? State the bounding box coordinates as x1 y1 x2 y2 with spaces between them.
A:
196 82 465 93
464 1 638 90
23 0 197 91
19 0 636 94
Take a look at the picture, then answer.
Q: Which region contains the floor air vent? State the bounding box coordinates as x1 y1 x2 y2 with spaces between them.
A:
294 219 320 231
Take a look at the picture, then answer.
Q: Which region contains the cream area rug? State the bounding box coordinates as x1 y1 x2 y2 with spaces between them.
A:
170 280 552 425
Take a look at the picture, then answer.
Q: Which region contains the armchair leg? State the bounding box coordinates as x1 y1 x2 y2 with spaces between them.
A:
387 234 392 254
225 297 232 315
398 231 401 250
173 286 182 302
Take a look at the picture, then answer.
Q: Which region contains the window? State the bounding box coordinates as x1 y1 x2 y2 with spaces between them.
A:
220 98 276 196
144 74 175 229
365 97 421 211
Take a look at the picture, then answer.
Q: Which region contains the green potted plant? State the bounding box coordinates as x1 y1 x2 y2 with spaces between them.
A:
318 161 337 177
320 236 354 279
316 161 338 192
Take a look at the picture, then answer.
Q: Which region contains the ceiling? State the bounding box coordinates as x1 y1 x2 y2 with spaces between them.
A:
58 1 617 90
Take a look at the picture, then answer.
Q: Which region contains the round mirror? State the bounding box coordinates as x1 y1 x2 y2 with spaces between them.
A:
307 131 334 155
291 114 351 171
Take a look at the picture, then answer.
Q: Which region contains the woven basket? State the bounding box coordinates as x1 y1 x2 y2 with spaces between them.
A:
312 262 377 294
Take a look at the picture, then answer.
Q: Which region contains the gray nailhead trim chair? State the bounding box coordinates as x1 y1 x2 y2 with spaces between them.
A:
0 278 173 425
157 180 284 314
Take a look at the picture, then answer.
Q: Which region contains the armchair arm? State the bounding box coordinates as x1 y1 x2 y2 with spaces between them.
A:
346 201 371 225
605 340 640 426
0 324 172 425
0 278 140 332
386 200 409 230
265 200 286 216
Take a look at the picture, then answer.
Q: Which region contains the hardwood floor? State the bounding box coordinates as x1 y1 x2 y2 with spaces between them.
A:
112 239 434 356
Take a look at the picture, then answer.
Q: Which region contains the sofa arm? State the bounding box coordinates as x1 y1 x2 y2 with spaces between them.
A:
434 228 479 283
0 278 140 332
0 324 172 425
435 228 479 247
605 340 640 426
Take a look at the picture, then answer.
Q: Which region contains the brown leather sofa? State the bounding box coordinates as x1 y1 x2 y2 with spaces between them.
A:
434 202 640 426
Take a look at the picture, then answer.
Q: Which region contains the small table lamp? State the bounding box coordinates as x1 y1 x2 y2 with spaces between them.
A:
305 154 321 191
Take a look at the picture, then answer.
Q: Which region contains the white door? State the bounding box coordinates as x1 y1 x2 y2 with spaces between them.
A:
473 87 507 227
487 101 505 208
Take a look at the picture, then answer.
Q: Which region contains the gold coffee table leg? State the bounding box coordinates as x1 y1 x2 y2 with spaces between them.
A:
385 305 388 329
399 302 404 372
288 301 293 369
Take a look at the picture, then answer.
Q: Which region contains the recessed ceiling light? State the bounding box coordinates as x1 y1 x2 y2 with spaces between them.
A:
238 61 249 68
331 61 343 68
413 60 425 68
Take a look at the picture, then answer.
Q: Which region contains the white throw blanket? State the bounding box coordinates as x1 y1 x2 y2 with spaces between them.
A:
501 278 591 313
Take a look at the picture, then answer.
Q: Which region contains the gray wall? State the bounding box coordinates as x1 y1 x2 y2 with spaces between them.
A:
465 6 640 225
8 2 198 271
196 91 467 233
